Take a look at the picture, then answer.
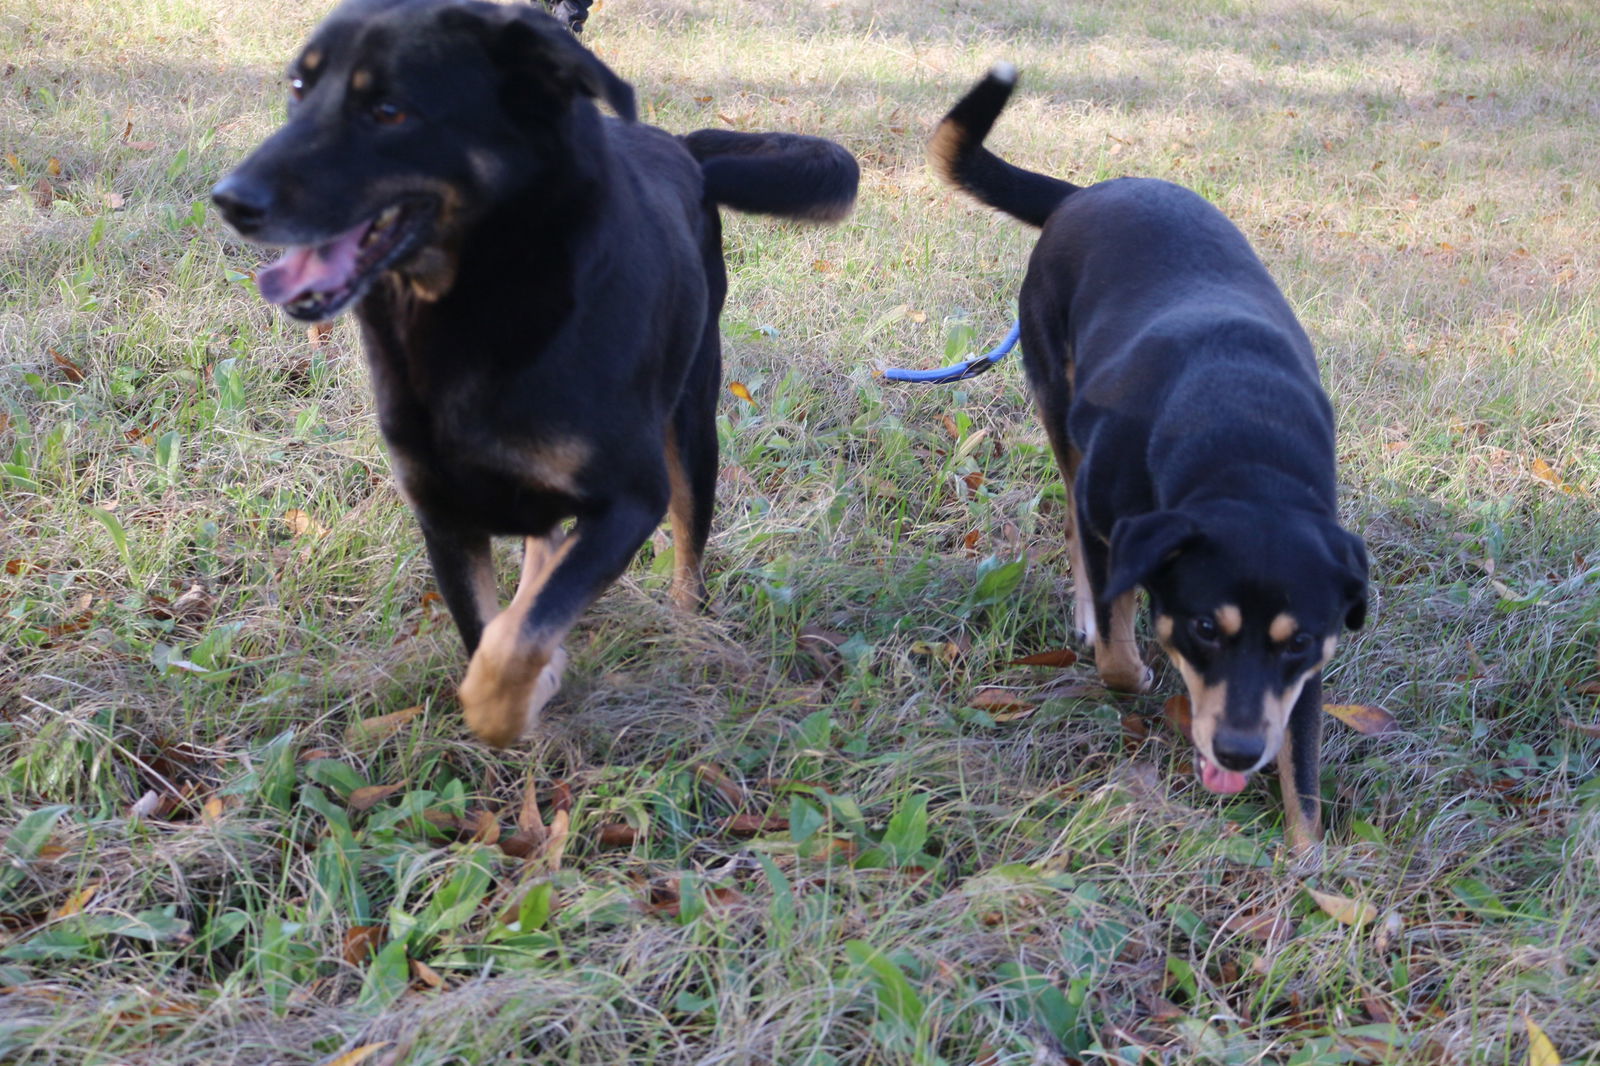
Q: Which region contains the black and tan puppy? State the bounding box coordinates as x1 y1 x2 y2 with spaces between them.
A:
931 65 1367 850
212 0 857 746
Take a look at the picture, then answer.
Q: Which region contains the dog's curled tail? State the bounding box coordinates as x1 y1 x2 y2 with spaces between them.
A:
683 129 859 222
929 63 1078 228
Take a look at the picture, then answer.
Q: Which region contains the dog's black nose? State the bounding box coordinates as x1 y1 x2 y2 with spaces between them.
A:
211 173 274 236
1211 728 1265 772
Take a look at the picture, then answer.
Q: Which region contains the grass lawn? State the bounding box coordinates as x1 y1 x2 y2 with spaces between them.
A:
3 0 1599 1062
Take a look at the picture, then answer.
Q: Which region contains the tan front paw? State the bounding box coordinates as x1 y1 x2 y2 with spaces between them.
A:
460 642 567 748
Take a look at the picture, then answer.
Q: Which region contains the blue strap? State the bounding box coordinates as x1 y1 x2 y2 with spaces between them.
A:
882 320 1021 384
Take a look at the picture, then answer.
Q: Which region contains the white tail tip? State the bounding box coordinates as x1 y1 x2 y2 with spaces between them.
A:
990 61 1018 85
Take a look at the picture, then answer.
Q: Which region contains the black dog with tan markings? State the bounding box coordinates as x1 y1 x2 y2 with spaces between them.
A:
212 0 857 747
931 65 1368 851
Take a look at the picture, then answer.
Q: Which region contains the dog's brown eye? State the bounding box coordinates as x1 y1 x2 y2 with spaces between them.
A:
372 102 408 126
1190 617 1219 642
1287 632 1316 654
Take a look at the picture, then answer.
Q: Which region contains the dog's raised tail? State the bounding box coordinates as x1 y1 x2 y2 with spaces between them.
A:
929 64 1078 228
683 129 859 222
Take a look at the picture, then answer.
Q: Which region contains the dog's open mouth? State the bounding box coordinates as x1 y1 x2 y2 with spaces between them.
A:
1197 753 1250 795
255 200 434 321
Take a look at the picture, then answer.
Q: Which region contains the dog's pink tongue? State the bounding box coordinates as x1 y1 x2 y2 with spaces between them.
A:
255 222 369 306
1199 756 1249 794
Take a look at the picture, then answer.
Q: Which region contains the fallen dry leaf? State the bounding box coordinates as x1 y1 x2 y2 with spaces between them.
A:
695 762 748 809
409 957 446 990
317 1044 393 1066
129 790 162 820
347 782 408 813
51 882 100 920
1163 694 1194 742
1525 1014 1561 1066
282 509 326 537
543 809 570 871
1222 907 1295 946
1564 719 1600 739
721 812 789 837
1008 647 1079 668
968 688 1037 721
1305 885 1377 927
728 381 755 405
1530 457 1577 495
595 822 638 847
342 925 384 966
49 348 86 383
343 705 422 746
1323 703 1400 736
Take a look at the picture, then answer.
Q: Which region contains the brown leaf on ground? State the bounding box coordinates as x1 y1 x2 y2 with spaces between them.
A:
721 812 789 837
282 509 327 537
1222 907 1295 946
498 828 545 860
969 688 1036 717
1323 703 1400 735
1564 719 1600 739
1305 885 1377 927
347 782 407 813
695 763 748 809
543 809 570 871
306 321 335 348
343 705 422 747
516 776 546 833
1121 713 1152 752
51 882 100 920
1573 680 1600 696
31 177 54 208
596 822 638 847
423 808 500 845
318 1045 393 1066
409 958 446 990
1163 694 1194 742
548 779 574 814
1008 647 1079 668
342 925 384 966
49 348 86 383
168 583 216 626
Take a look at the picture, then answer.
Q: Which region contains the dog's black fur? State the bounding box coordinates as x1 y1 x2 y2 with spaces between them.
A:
213 0 857 746
930 65 1367 851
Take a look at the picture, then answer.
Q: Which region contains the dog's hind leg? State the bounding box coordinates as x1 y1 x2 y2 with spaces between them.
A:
1277 670 1325 854
418 521 501 654
663 333 721 612
460 496 665 746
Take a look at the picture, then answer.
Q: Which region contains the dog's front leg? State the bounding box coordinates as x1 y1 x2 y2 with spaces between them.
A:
1277 670 1325 854
459 499 663 747
1078 530 1152 693
417 519 500 654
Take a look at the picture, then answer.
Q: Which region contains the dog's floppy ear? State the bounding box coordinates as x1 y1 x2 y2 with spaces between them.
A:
442 1 635 121
1333 527 1369 630
1103 511 1202 602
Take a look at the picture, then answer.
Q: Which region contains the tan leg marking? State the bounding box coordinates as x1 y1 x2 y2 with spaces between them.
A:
1215 604 1242 637
1095 589 1150 693
1277 729 1323 854
459 531 574 747
1269 612 1299 643
663 424 706 611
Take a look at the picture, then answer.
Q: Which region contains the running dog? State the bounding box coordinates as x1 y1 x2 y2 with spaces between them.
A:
213 0 857 746
930 65 1367 850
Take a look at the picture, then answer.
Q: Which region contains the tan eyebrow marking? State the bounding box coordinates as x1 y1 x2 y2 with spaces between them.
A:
351 68 372 92
1269 613 1299 643
302 49 323 71
1215 604 1242 636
